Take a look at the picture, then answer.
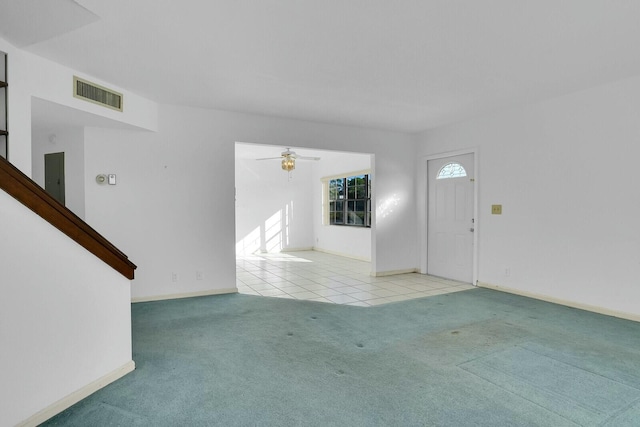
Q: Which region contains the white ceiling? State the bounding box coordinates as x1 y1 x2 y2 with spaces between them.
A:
235 142 351 161
4 0 640 132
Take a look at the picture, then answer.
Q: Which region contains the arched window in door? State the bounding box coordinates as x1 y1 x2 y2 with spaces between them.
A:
436 162 467 179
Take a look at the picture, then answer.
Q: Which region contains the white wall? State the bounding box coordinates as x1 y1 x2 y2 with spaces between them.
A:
84 104 417 300
236 149 315 254
0 36 150 425
312 150 372 261
84 113 239 301
0 190 133 426
417 74 640 317
31 126 86 218
0 36 158 177
0 38 32 173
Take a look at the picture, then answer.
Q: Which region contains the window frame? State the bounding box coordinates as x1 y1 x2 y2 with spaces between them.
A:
322 170 372 228
436 162 467 180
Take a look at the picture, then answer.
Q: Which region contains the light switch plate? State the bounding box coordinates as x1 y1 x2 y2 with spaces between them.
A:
108 174 116 185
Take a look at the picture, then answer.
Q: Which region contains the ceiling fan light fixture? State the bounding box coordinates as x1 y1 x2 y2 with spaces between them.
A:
281 155 295 172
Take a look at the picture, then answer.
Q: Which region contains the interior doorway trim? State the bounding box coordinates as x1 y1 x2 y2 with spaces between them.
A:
421 148 479 286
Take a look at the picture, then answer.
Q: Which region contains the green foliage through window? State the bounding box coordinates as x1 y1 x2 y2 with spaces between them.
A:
328 174 371 227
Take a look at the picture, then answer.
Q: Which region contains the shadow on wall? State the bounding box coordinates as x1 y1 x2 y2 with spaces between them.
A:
236 202 293 255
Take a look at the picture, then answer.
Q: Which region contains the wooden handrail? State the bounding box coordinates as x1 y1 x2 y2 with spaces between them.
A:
0 156 136 279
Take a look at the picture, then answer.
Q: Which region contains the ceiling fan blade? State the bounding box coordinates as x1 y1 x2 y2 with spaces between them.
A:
297 156 321 161
255 157 283 161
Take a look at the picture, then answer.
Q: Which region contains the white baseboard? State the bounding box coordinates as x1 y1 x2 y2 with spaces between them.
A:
18 360 135 427
280 247 314 253
312 247 371 262
131 287 237 303
372 268 419 277
478 282 640 323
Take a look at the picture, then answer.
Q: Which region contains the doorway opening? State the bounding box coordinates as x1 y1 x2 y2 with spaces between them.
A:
234 142 378 299
234 142 373 261
45 151 65 205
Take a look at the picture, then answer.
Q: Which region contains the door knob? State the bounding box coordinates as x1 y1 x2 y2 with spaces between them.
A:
470 228 475 232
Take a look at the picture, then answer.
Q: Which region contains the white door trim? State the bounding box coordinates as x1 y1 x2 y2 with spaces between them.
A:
421 148 479 286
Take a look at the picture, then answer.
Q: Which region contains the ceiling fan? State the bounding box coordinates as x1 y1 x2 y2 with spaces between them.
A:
256 148 321 172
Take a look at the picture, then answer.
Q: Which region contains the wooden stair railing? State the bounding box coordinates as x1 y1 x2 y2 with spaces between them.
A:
0 156 136 279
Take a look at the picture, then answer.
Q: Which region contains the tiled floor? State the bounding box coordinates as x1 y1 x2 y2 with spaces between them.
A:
236 250 474 307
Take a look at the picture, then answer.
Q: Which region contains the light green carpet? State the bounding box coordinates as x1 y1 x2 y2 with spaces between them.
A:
44 288 640 426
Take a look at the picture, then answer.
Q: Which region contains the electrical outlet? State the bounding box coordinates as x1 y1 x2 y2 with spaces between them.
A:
171 272 178 282
491 204 502 215
196 271 204 281
505 267 511 277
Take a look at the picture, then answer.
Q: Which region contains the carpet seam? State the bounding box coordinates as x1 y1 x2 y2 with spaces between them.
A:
459 349 617 420
597 397 640 426
521 343 640 392
457 362 582 426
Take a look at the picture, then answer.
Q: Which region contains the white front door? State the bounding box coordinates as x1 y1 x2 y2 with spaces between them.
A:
427 153 474 283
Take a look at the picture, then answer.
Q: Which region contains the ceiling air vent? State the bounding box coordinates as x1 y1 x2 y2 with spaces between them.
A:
73 76 123 112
